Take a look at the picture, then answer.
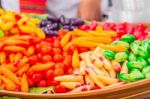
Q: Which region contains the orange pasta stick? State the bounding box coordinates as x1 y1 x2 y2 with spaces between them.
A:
29 18 40 24
96 26 117 37
72 50 80 68
73 29 93 37
35 28 46 39
88 31 111 37
114 44 127 52
0 76 16 91
2 64 16 72
26 21 36 28
72 39 99 48
3 39 28 45
1 22 15 31
21 74 29 92
98 44 127 52
0 67 2 86
63 42 72 52
17 16 28 26
10 27 19 34
4 46 26 52
0 52 6 64
2 67 20 85
14 53 23 62
1 83 6 89
55 75 83 82
0 67 2 75
19 26 36 35
73 37 112 44
17 64 29 76
9 53 15 63
26 46 35 56
31 62 55 71
96 26 103 32
60 32 72 47
14 35 36 41
0 78 2 87
14 57 29 71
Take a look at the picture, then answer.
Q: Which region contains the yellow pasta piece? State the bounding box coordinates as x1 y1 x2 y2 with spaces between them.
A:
54 75 83 82
79 61 86 75
87 68 105 88
85 75 94 87
2 67 20 85
120 61 128 74
97 75 118 85
60 82 81 89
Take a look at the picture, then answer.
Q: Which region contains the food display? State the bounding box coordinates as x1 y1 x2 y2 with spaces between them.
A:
39 15 84 36
0 9 150 95
0 9 45 38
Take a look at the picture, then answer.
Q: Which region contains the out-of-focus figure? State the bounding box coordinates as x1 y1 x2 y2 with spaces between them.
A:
0 0 102 21
47 0 101 20
1 0 150 22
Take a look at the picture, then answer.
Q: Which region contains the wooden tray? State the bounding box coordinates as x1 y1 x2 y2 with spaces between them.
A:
1 23 150 99
0 78 150 99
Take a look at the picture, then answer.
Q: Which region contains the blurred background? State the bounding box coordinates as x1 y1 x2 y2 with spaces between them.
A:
0 0 150 22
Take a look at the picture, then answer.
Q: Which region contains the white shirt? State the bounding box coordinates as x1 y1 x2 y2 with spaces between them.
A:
46 0 79 18
1 0 20 12
47 0 110 18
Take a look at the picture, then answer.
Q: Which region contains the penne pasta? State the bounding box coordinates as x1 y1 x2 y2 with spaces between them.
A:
70 85 91 93
90 54 103 69
120 60 128 74
79 61 86 75
54 75 83 82
85 75 95 87
97 75 118 85
60 82 82 89
85 53 105 75
87 68 105 88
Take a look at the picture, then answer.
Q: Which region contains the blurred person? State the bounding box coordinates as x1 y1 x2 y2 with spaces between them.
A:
0 0 113 21
47 0 102 20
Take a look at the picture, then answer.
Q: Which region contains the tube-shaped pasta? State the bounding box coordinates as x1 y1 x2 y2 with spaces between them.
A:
120 60 128 74
85 53 105 75
21 74 29 92
101 68 110 77
111 60 121 72
85 75 95 87
70 85 91 93
87 68 105 88
2 67 20 85
90 54 103 69
0 76 16 91
54 75 83 82
108 69 116 78
97 75 118 85
60 82 82 89
79 61 86 75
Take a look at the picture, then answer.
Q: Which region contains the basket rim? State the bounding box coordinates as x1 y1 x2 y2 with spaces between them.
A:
0 78 150 98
